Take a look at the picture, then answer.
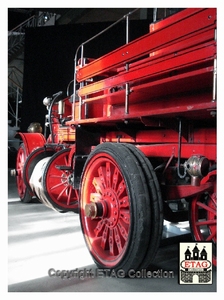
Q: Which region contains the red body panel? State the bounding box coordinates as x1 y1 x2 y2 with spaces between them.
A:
76 9 216 82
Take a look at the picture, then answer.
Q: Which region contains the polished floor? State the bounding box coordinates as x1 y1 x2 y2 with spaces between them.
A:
8 169 217 293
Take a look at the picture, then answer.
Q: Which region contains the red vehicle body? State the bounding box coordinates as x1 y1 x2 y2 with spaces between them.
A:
12 8 217 271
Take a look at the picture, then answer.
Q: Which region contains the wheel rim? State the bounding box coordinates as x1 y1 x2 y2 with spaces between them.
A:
16 145 27 199
80 153 131 267
190 170 217 265
43 149 79 211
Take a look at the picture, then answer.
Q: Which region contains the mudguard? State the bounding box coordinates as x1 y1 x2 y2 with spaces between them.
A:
15 132 46 156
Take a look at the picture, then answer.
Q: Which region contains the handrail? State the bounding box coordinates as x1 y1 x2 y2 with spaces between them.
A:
73 8 140 119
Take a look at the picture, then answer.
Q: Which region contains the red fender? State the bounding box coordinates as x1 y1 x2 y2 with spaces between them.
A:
15 132 46 156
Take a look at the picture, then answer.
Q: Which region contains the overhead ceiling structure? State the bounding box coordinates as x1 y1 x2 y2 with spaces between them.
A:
8 8 148 30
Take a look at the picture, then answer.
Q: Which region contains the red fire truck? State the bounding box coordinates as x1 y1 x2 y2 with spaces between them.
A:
12 8 217 271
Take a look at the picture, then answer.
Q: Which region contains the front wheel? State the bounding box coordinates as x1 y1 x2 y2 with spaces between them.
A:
79 143 161 272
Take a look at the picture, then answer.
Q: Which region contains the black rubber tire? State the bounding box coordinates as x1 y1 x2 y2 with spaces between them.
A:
79 142 152 273
123 143 163 268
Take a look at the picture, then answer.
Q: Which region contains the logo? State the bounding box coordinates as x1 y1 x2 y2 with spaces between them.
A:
179 242 212 284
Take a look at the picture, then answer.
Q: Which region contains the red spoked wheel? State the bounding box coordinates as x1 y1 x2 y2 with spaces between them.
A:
43 148 79 212
16 143 33 203
80 143 156 272
189 168 217 266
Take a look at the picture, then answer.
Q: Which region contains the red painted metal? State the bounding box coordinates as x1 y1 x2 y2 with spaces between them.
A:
15 132 46 156
76 8 216 82
78 44 215 98
138 143 216 161
162 181 214 201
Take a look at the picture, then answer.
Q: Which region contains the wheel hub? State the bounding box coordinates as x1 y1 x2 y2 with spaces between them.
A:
85 189 119 227
61 172 73 186
85 202 104 218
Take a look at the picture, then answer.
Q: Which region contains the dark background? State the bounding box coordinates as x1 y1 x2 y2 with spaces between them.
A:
21 20 150 131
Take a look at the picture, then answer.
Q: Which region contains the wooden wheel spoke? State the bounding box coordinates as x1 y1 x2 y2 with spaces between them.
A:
90 193 102 202
94 219 105 237
98 166 107 190
206 230 216 241
93 177 105 194
57 185 69 201
116 179 126 197
114 227 122 254
112 168 119 190
49 180 66 191
196 219 216 227
100 225 108 250
105 162 112 188
119 196 129 208
120 210 130 224
66 186 72 205
117 221 128 241
209 193 217 207
109 229 115 256
196 201 216 216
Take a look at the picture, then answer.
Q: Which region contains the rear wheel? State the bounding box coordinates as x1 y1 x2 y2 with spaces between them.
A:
189 168 217 266
80 142 157 272
16 143 33 203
